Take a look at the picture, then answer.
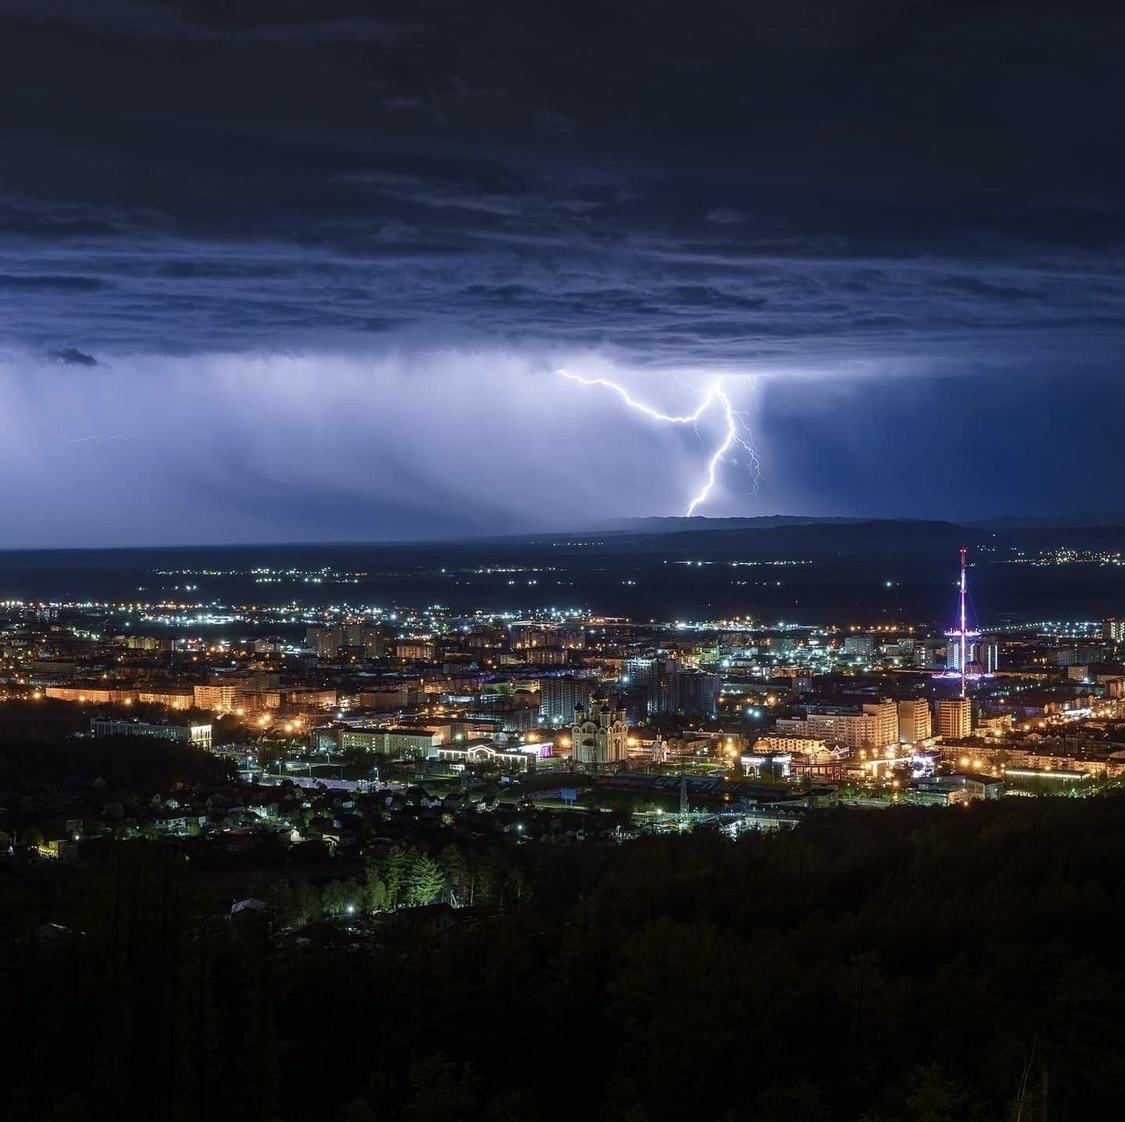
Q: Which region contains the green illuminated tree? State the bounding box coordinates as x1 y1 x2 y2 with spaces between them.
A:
438 845 469 906
361 862 390 912
321 877 358 915
379 843 410 909
405 852 444 907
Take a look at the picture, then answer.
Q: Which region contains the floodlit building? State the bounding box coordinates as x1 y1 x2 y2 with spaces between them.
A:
793 700 899 750
45 685 137 704
741 752 792 779
571 690 629 769
430 740 534 772
193 683 241 712
751 735 829 755
337 727 440 758
936 697 973 739
396 639 438 661
90 719 212 752
909 773 1002 805
136 689 195 710
898 699 933 744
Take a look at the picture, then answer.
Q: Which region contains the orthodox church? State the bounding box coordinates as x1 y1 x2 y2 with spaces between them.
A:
571 688 629 769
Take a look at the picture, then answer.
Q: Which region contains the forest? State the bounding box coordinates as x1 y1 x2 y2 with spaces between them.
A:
1 792 1122 1122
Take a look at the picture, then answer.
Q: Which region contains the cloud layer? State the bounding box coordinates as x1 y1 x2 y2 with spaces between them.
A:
0 350 771 544
0 0 1121 542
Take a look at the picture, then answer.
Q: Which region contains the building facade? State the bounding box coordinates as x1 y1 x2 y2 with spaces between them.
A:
789 700 900 751
571 692 629 769
936 697 973 740
897 699 933 743
91 719 212 752
539 675 596 724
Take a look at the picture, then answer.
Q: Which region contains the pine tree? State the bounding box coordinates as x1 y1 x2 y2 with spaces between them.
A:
437 845 468 906
405 852 444 907
381 844 410 910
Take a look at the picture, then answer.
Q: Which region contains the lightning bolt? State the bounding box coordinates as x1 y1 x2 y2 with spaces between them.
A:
557 369 759 515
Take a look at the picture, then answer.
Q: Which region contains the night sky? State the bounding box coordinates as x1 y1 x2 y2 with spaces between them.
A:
1 0 1121 546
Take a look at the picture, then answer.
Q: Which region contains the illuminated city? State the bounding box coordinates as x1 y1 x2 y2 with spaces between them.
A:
1 1 1122 1119
2 517 1124 1122
3 534 1123 804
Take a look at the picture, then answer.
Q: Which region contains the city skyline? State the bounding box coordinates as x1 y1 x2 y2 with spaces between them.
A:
1 0 1122 546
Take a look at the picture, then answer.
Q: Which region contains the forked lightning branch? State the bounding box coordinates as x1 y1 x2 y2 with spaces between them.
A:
557 369 760 515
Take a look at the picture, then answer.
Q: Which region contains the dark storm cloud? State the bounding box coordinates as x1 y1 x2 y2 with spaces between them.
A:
0 0 408 43
1 191 1118 364
0 0 1120 541
47 346 98 366
0 273 106 291
0 0 1118 361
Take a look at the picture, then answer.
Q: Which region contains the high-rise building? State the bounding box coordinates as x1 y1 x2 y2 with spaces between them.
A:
509 621 585 651
306 625 343 659
843 635 874 660
344 621 385 657
799 700 899 750
620 658 720 717
1104 618 1125 643
539 675 594 724
980 638 1000 674
898 699 933 743
914 641 944 670
306 622 383 659
936 697 972 740
395 639 437 661
622 657 658 691
674 670 723 718
945 637 998 675
861 700 900 747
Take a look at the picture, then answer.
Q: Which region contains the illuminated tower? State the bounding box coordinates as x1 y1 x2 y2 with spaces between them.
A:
944 547 981 698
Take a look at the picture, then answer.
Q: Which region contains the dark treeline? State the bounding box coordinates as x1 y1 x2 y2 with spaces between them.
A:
1 794 1123 1122
0 700 238 797
0 734 236 796
0 731 236 847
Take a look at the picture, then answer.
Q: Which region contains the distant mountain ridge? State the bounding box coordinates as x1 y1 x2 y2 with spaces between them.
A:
601 512 1123 534
525 514 1122 563
601 515 862 532
967 511 1123 531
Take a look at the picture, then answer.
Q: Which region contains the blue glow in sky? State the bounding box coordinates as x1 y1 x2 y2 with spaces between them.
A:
0 0 1121 544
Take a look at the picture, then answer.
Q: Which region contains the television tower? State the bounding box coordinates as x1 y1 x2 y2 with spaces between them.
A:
944 546 981 697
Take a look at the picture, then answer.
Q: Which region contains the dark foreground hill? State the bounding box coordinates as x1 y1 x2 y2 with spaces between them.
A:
2 792 1122 1122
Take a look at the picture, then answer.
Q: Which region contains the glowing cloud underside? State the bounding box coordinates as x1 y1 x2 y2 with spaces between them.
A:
557 369 760 515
